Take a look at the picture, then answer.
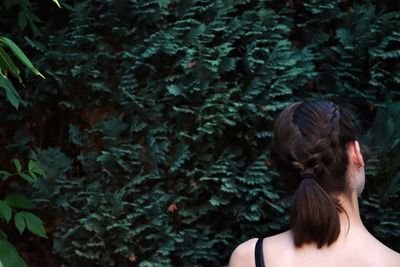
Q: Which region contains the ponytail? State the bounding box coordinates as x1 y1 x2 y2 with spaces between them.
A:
291 177 342 248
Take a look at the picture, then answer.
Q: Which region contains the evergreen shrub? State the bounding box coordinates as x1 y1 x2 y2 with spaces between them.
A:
0 0 399 266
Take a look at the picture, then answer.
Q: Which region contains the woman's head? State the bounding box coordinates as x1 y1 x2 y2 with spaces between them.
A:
271 100 365 248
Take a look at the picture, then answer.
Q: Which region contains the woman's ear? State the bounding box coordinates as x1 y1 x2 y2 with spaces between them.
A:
348 140 366 196
348 140 364 168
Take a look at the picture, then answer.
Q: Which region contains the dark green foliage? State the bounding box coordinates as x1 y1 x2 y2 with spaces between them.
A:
361 104 400 248
0 0 400 266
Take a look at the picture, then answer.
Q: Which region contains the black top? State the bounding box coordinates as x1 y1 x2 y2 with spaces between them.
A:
255 237 266 267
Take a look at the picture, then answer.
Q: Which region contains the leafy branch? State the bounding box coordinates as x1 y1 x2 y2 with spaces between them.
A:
0 37 45 109
0 159 46 267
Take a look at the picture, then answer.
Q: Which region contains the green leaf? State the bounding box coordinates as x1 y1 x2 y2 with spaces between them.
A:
0 201 12 223
12 159 22 173
14 213 25 235
29 172 38 182
0 37 45 78
0 171 10 180
0 47 21 80
0 239 27 267
27 161 41 181
0 73 20 109
19 173 34 183
28 160 34 173
5 194 35 209
29 160 44 175
32 167 44 175
19 212 47 238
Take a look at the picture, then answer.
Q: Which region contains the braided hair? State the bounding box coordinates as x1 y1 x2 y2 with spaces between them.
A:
271 100 363 248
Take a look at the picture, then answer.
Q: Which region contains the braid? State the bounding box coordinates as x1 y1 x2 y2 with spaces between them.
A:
328 103 340 148
290 102 342 184
310 103 341 178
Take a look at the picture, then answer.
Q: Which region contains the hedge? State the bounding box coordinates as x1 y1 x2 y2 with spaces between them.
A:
0 0 399 266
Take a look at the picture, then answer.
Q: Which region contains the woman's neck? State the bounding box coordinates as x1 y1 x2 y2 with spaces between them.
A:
335 191 367 241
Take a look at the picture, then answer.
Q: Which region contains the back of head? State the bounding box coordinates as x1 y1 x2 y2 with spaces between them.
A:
271 100 362 248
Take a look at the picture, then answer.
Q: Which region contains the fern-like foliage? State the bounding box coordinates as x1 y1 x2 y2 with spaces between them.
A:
0 0 399 266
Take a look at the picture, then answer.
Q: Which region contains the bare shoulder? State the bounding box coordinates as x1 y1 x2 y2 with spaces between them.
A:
381 248 400 267
264 229 292 244
367 235 400 267
228 238 258 267
263 230 294 262
340 228 400 267
229 231 293 267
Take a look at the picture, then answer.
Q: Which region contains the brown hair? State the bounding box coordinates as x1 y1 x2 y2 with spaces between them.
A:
271 100 363 248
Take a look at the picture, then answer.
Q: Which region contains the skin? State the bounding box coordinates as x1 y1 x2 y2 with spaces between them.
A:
229 141 400 267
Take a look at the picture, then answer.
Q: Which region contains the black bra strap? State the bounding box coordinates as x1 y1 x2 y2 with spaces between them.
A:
255 237 266 267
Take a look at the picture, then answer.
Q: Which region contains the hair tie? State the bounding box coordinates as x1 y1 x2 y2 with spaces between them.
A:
299 172 316 181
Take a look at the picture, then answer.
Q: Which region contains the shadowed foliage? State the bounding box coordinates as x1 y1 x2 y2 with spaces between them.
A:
0 0 399 266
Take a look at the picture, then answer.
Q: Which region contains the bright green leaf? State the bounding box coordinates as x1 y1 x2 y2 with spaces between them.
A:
0 47 21 80
14 213 25 235
0 239 27 267
12 159 22 173
28 160 44 176
32 166 44 175
28 160 34 173
0 37 45 79
20 212 47 238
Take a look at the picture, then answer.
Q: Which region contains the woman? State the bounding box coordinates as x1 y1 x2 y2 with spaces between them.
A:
229 100 400 267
